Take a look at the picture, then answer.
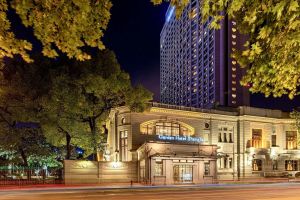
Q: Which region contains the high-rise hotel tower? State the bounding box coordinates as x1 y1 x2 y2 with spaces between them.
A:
160 1 250 108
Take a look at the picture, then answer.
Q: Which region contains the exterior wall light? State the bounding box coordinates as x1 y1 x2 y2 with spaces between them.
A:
111 161 121 169
247 147 256 166
270 148 278 160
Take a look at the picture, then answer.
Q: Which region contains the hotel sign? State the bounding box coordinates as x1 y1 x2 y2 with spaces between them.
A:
158 135 204 143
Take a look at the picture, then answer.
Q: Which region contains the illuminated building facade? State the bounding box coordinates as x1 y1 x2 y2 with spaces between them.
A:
160 1 250 108
106 103 298 184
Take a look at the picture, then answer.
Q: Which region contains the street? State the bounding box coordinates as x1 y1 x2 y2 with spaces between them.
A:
1 183 300 200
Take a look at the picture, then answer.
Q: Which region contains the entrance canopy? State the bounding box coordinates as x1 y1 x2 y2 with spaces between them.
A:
137 142 218 160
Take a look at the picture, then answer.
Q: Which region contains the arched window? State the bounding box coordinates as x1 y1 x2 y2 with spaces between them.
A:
140 120 194 136
156 122 179 136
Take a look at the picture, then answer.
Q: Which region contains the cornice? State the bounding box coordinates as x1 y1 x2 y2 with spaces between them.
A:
111 106 293 125
238 115 292 124
149 107 238 121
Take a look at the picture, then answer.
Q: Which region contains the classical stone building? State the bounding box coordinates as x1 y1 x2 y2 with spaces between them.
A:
105 103 298 184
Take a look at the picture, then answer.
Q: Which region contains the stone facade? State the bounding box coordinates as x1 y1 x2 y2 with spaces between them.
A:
137 143 218 184
64 160 137 184
106 103 298 183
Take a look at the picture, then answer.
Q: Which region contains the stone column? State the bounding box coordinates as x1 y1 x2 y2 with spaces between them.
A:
210 160 217 180
193 162 199 184
198 160 204 184
150 158 155 184
165 160 173 185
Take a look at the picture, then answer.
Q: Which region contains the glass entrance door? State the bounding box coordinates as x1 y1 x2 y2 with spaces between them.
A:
173 165 193 183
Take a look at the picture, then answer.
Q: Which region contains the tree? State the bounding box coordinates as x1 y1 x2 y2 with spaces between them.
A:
152 0 300 99
40 73 95 159
0 125 52 167
0 57 54 166
0 0 112 62
47 50 153 160
0 50 153 161
0 54 95 160
291 108 300 135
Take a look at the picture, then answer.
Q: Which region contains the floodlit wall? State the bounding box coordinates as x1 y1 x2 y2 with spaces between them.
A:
64 160 137 184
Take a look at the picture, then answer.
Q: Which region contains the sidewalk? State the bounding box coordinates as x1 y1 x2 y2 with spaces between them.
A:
0 182 142 191
1 180 300 193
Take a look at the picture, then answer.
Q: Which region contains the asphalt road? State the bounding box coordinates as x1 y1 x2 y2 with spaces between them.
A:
1 183 300 200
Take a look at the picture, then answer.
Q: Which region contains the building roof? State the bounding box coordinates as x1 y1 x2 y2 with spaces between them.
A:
149 102 290 119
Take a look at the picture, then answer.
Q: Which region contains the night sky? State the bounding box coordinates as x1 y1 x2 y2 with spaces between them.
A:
103 0 168 101
104 0 299 111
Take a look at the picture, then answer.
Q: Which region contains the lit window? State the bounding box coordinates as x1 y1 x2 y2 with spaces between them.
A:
232 61 237 65
154 161 163 176
232 87 236 91
140 121 194 136
120 130 128 161
252 159 262 171
232 35 236 39
285 160 298 171
218 126 233 143
286 131 297 150
156 122 178 136
232 28 237 32
251 129 262 148
232 94 236 98
204 162 210 175
232 41 236 46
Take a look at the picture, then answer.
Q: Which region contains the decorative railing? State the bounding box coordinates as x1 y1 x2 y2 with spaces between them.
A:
0 166 64 186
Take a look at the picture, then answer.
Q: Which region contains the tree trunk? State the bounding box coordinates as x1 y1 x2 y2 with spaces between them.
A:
88 117 98 161
19 147 28 167
66 132 72 160
19 147 31 180
58 126 73 160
